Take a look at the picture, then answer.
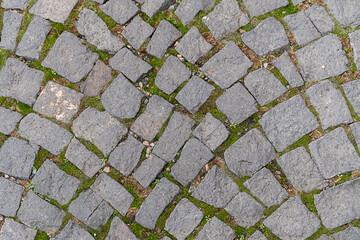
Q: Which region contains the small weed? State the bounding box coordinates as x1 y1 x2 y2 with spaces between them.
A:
25 181 34 189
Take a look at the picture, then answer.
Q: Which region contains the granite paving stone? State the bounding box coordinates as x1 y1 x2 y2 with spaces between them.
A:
292 0 305 5
305 3 335 36
317 235 332 240
0 218 37 240
1 0 30 10
105 217 138 240
334 227 360 240
350 121 360 146
0 106 22 135
0 11 23 51
0 177 24 217
175 0 214 26
195 217 236 240
343 79 360 115
133 154 166 188
248 231 267 240
271 52 304 88
324 0 360 27
54 220 94 240
29 0 78 23
243 0 289 17
350 30 360 70
99 0 139 25
122 15 154 50
142 0 176 18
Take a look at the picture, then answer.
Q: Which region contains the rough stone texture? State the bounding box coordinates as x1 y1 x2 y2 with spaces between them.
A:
99 0 139 25
0 58 44 106
243 0 289 17
133 154 166 188
155 55 191 94
264 195 321 240
165 198 203 240
135 178 181 229
0 107 22 135
147 20 181 59
33 81 83 124
248 231 267 240
175 27 213 64
192 166 239 208
29 0 78 23
18 113 73 155
0 177 24 217
108 135 144 176
305 3 335 36
334 227 360 240
72 107 128 156
75 8 124 54
42 31 98 83
0 11 23 51
324 0 360 27
201 41 253 89
91 173 134 216
242 17 289 56
225 192 265 228
277 147 325 192
195 217 236 240
1 0 30 10
122 15 154 50
309 127 360 179
16 16 52 60
65 138 105 178
17 191 66 233
54 220 94 240
244 168 287 207
101 74 144 119
105 217 138 240
202 0 249 40
259 95 319 152
224 129 276 177
244 68 287 105
317 235 332 240
130 95 173 141
306 80 352 129
216 83 258 124
33 160 81 205
0 137 38 179
351 121 360 146
80 60 113 97
142 0 176 18
175 76 215 113
350 30 360 70
152 112 195 162
0 218 37 240
296 34 348 82
343 79 360 115
175 0 214 26
193 113 229 152
314 179 360 229
171 138 214 186
271 52 304 88
292 0 305 5
109 48 152 83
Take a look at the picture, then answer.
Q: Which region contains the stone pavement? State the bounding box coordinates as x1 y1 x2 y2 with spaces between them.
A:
0 0 360 239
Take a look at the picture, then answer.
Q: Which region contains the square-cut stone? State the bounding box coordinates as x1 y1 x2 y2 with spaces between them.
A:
350 30 360 70
1 0 30 10
0 177 24 217
106 217 138 240
0 107 22 135
343 79 360 115
296 34 348 82
334 227 360 240
133 154 165 188
142 0 176 18
0 11 23 51
325 0 360 27
216 83 258 124
242 17 289 56
55 220 94 240
122 15 154 50
100 0 139 25
243 0 289 17
175 27 213 64
201 41 253 89
0 219 36 240
305 3 335 36
175 76 215 113
195 217 236 240
29 0 78 23
175 0 214 26
271 52 304 88
248 231 267 240
259 95 319 152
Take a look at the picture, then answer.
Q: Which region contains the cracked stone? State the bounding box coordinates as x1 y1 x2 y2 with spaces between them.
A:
99 0 139 25
0 106 22 135
0 177 24 217
54 220 94 240
0 218 37 240
243 0 289 17
142 0 176 18
29 0 78 23
305 3 335 36
133 154 166 188
0 11 23 51
122 15 154 50
271 52 304 88
195 217 236 240
105 217 138 240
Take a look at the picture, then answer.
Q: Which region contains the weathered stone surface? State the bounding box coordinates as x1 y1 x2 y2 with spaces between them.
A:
65 138 105 178
175 27 213 64
1 0 30 10
18 113 73 155
29 0 77 23
165 198 203 240
309 127 360 179
0 218 37 240
0 137 38 179
99 0 139 25
201 41 253 89
33 81 83 123
343 79 360 115
305 3 335 36
16 16 51 60
202 0 249 40
122 15 154 50
350 121 360 146
175 0 214 26
292 0 305 5
192 166 239 208
243 0 288 17
101 74 144 119
109 48 152 82
171 138 214 186
271 52 304 88
0 177 24 217
244 68 287 106
108 135 144 176
259 95 319 152
133 154 165 188
334 227 360 240
324 0 360 27
75 8 124 54
0 107 22 135
0 11 23 51
175 76 215 113
225 129 275 177
278 147 325 192
72 107 127 156
147 20 181 59
152 112 195 162
42 31 98 83
195 217 236 240
91 173 134 216
296 34 348 82
55 220 94 240
216 83 258 124
155 55 191 94
242 17 289 56
17 191 66 233
350 30 360 70
135 178 180 229
317 235 332 240
0 58 44 106
142 0 175 18
264 195 321 239
314 179 360 229
248 231 267 240
307 80 352 129
105 217 138 240
131 95 173 141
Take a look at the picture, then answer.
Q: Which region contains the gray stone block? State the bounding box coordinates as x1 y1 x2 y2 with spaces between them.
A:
99 0 139 25
122 15 154 50
54 220 94 240
305 3 335 36
350 30 360 70
0 177 24 217
0 107 22 135
248 231 267 240
1 0 30 10
105 217 138 240
142 0 175 18
243 0 289 17
175 0 210 26
350 121 360 146
29 0 77 23
317 235 332 240
334 227 360 240
292 0 305 5
133 154 165 188
271 52 304 88
343 79 360 115
195 217 236 240
0 218 37 240
0 11 23 51
324 0 360 27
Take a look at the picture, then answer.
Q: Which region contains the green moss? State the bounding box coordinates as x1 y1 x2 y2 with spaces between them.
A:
0 133 7 148
17 102 35 116
17 13 34 42
300 189 321 214
307 225 330 240
81 96 105 111
0 49 12 67
33 148 54 169
34 231 50 240
280 133 312 155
